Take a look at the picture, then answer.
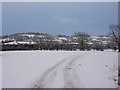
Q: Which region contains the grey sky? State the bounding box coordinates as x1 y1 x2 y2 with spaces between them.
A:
2 2 118 36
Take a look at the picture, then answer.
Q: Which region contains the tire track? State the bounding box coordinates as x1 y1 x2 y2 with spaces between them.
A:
31 52 87 88
32 55 73 88
64 54 85 88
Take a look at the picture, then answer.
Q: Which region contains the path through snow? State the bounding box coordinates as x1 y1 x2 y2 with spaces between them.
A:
31 53 87 88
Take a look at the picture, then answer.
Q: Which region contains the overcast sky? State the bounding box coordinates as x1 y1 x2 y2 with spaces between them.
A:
2 2 118 36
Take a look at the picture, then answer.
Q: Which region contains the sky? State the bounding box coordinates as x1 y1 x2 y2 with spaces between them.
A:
0 2 1 36
2 2 118 36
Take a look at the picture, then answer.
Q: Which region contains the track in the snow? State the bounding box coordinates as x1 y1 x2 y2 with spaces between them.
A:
31 53 87 88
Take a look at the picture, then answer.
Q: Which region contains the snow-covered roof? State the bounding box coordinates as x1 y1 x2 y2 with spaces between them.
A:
72 37 77 40
2 38 15 42
37 35 45 38
90 36 99 39
4 41 18 45
87 42 93 45
17 41 35 44
21 34 35 37
101 41 108 45
58 37 67 41
70 42 79 45
3 41 36 45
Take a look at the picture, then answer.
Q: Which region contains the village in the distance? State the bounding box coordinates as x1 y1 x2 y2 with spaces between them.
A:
0 32 118 51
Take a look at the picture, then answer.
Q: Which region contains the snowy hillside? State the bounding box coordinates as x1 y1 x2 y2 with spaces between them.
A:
1 33 111 46
2 51 118 88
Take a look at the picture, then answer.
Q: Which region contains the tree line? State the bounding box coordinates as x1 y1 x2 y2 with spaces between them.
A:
1 24 120 52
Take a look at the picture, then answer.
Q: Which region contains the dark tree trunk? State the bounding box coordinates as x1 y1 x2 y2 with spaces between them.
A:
118 42 120 52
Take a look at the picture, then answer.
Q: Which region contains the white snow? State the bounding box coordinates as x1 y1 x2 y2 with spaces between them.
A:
87 42 93 45
4 41 18 45
17 41 31 44
2 51 118 88
0 51 2 90
3 41 35 45
101 41 108 44
58 37 68 41
69 42 79 45
21 34 35 37
37 35 45 38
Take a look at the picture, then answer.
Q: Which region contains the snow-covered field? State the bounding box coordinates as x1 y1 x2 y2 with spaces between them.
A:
2 50 118 88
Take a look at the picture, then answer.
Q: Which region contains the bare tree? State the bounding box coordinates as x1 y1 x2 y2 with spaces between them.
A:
74 32 90 50
109 25 120 52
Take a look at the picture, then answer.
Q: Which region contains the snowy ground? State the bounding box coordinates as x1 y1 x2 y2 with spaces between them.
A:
2 50 118 88
0 51 2 90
